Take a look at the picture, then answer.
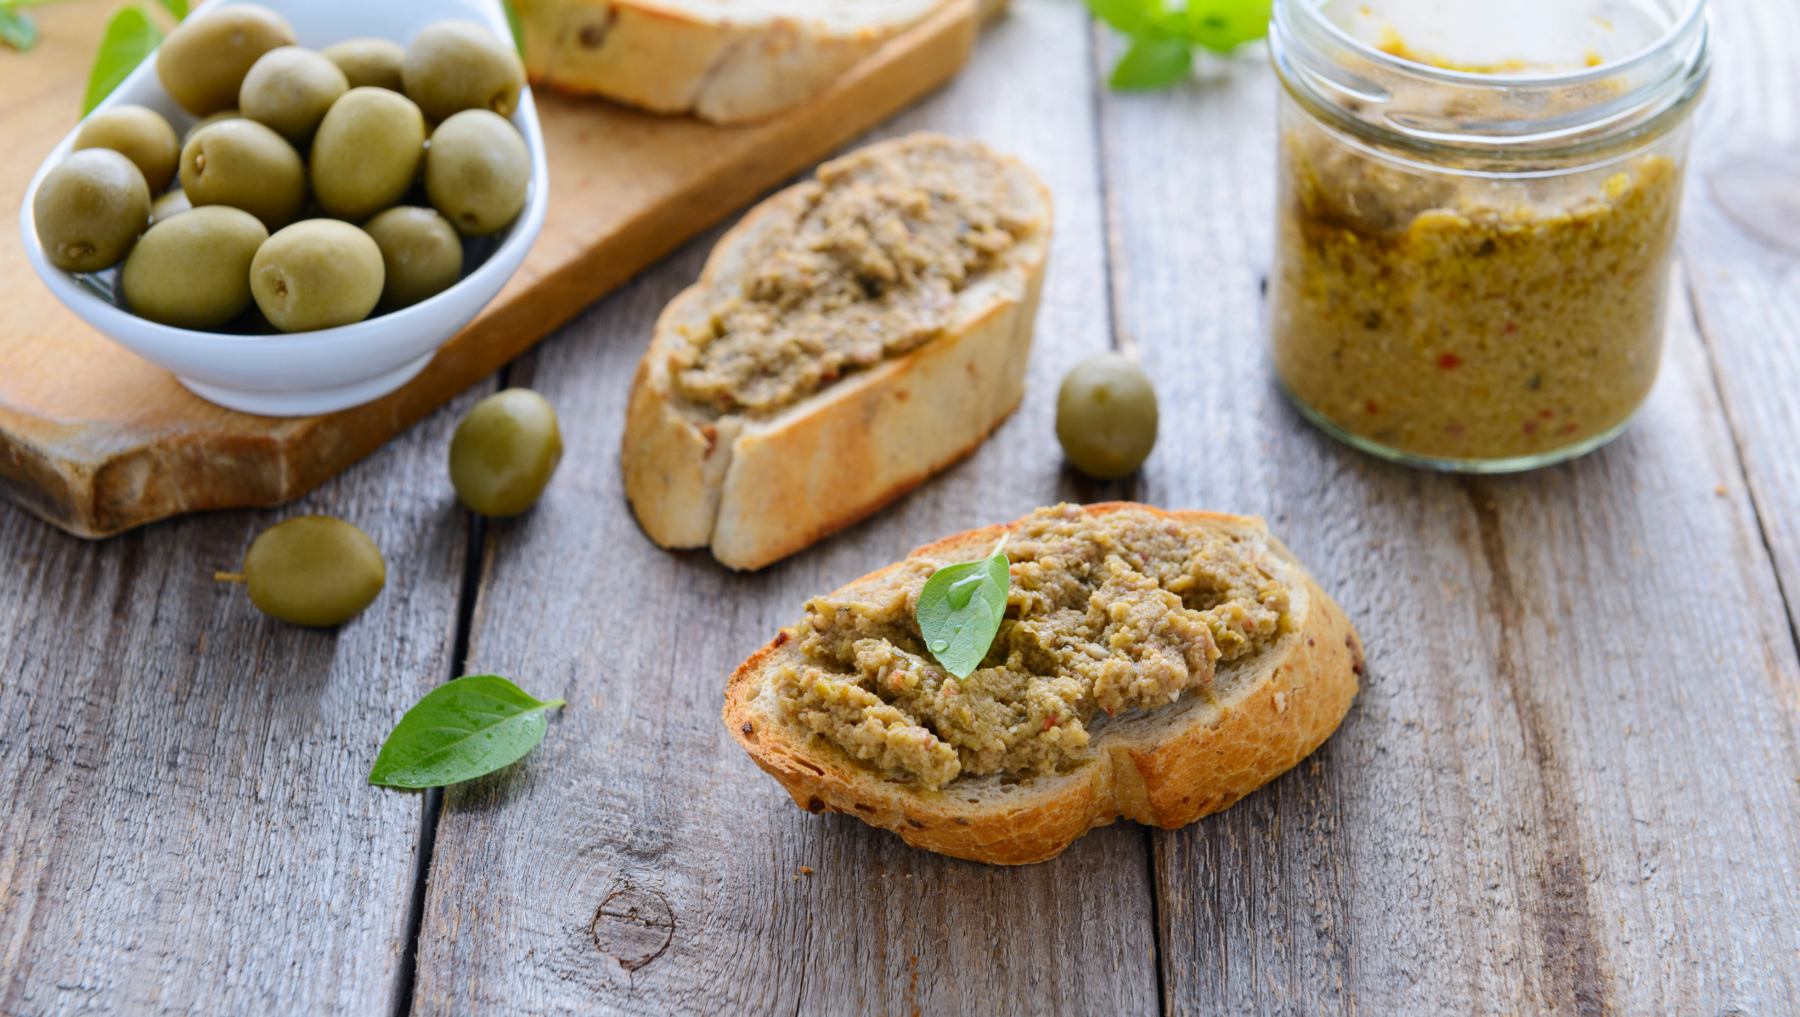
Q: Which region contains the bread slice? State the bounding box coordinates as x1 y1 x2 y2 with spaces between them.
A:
621 133 1052 571
513 0 948 123
723 503 1363 865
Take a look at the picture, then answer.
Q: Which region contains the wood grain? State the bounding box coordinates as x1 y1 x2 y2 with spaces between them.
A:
408 2 1160 1014
0 380 491 1016
2 1 1797 1015
1096 33 1800 1017
1680 0 1800 641
0 0 976 540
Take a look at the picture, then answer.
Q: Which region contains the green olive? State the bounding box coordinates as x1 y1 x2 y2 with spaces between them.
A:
183 109 243 146
151 188 192 223
122 206 267 329
310 87 426 221
33 149 151 272
363 206 462 310
236 515 386 627
1055 352 1159 479
239 46 348 145
402 20 524 121
250 219 385 332
424 109 529 236
72 104 181 193
154 4 297 116
179 118 306 230
322 37 406 91
448 388 563 516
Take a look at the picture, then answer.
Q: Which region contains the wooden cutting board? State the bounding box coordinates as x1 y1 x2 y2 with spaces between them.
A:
0 0 977 538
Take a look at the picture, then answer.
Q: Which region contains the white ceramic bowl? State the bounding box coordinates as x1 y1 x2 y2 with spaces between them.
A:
18 0 548 417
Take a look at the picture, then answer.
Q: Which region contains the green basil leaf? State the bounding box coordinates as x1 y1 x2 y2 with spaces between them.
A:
0 9 39 52
916 537 1010 679
1183 0 1271 53
1110 35 1192 90
1086 0 1159 38
500 0 524 58
369 674 566 789
155 0 187 19
83 5 160 115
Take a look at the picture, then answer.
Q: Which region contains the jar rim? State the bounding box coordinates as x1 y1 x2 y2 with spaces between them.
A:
1276 0 1708 89
1270 0 1711 160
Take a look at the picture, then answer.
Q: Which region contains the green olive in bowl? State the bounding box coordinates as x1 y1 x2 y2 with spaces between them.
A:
239 46 349 145
155 4 296 116
323 37 407 91
73 104 180 193
179 118 306 230
364 206 463 310
122 206 268 329
402 19 524 121
33 149 151 273
250 219 386 333
425 109 529 236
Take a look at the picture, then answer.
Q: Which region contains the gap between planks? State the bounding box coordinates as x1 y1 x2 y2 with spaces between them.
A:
389 364 510 1017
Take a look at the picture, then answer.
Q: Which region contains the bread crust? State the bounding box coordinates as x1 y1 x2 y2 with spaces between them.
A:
620 133 1052 571
515 0 948 124
722 503 1364 865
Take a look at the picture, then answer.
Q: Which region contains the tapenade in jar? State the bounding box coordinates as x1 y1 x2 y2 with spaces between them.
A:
1268 0 1710 471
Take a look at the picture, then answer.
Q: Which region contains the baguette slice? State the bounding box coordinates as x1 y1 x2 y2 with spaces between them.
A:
514 0 947 123
622 133 1052 571
723 503 1363 865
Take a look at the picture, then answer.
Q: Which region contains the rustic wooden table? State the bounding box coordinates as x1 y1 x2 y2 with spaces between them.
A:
3 1 1797 1014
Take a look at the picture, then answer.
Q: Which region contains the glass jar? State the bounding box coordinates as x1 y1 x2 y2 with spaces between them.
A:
1267 0 1710 471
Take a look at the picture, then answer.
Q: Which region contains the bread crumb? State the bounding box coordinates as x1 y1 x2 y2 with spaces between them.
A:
1273 692 1288 714
1714 485 1728 497
798 866 814 876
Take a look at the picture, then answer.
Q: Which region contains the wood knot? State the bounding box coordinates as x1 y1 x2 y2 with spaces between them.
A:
591 880 674 972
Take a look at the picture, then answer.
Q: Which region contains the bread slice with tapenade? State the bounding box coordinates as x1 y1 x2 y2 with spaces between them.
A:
622 133 1052 571
723 503 1363 865
513 0 950 124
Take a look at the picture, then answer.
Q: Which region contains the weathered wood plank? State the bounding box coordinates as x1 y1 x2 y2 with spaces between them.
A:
1680 0 1800 638
0 384 488 1016
410 3 1160 1014
1096 28 1800 1017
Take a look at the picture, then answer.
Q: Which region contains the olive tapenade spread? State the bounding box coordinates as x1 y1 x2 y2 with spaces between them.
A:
668 137 1039 416
773 505 1293 789
1272 135 1681 462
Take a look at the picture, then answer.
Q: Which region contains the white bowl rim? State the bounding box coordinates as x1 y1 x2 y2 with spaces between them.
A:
16 0 549 360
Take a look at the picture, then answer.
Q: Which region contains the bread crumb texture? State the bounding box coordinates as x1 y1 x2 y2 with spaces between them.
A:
774 505 1293 790
669 136 1041 416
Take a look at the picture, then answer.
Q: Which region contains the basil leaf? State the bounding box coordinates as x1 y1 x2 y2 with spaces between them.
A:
155 0 187 18
1086 0 1157 38
83 5 160 115
369 674 566 789
1183 0 1270 53
1110 35 1193 90
501 0 524 58
916 537 1010 679
0 9 39 52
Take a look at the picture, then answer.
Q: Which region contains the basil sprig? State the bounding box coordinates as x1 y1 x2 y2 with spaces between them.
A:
1088 0 1272 90
369 675 566 789
0 7 40 52
82 5 161 114
916 536 1010 679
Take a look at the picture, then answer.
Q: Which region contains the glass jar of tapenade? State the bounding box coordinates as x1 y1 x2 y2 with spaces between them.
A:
1268 0 1710 471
